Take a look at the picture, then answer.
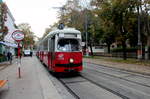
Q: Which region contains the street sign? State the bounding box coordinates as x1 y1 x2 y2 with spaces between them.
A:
12 30 24 42
12 30 24 78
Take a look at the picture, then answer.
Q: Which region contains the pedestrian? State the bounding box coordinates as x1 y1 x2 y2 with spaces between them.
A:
7 52 12 64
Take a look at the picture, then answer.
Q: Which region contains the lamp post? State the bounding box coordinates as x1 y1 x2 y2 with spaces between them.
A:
137 3 142 60
85 11 89 56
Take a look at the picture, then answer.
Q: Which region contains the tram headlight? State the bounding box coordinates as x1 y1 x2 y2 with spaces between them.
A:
69 58 74 63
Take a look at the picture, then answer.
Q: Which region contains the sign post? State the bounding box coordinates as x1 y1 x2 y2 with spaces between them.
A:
12 30 24 78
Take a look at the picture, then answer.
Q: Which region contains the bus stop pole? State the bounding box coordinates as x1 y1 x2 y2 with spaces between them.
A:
18 42 21 78
11 30 24 79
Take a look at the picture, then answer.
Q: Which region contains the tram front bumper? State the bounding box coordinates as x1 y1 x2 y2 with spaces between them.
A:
55 63 82 67
55 63 83 72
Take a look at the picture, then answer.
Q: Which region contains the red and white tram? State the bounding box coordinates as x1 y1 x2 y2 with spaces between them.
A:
37 28 83 72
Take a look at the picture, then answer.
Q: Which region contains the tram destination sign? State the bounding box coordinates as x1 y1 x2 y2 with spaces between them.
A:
12 30 24 42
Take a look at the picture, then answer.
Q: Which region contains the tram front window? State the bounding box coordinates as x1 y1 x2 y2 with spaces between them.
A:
57 39 81 52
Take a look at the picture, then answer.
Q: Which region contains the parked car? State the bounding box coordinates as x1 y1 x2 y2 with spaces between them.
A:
23 50 32 56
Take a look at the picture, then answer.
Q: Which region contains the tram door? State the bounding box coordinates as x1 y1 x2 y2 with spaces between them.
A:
48 39 51 69
51 36 55 70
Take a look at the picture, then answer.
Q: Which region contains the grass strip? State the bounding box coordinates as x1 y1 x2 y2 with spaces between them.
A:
84 56 150 66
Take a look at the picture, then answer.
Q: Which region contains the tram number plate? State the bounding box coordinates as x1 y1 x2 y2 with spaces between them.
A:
68 69 75 72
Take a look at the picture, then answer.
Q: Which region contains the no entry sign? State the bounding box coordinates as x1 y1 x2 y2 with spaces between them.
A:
12 30 24 42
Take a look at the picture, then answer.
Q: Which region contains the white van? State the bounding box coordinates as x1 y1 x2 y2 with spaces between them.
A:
24 50 32 56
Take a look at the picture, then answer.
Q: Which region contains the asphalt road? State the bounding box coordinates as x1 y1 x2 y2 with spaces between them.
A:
58 75 122 99
3 57 149 99
55 62 150 99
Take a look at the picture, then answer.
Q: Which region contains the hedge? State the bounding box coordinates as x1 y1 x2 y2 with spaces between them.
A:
111 47 138 52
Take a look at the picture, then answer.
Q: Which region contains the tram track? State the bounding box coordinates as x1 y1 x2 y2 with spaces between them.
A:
39 57 150 99
79 74 129 99
40 58 150 99
86 62 150 78
85 67 150 88
82 62 150 99
57 73 127 99
43 61 124 99
57 77 80 99
85 62 150 87
80 71 150 99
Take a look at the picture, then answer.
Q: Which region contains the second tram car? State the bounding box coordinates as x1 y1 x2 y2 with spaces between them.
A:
37 28 83 72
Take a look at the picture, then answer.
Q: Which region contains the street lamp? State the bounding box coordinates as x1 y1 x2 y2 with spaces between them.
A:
85 11 89 56
137 2 142 60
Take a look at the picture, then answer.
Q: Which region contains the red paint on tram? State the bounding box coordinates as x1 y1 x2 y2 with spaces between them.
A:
36 28 83 73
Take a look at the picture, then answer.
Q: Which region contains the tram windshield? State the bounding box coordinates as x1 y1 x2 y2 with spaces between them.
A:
57 39 81 52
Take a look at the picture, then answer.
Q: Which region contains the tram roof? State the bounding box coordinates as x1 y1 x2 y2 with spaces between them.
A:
43 28 81 40
50 28 81 35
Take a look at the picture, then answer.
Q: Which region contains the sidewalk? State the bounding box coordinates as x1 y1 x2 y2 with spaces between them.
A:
0 61 10 71
0 57 62 99
84 58 150 75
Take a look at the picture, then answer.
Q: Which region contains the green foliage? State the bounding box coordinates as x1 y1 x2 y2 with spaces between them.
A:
47 0 150 50
0 3 8 40
111 47 138 52
18 23 35 49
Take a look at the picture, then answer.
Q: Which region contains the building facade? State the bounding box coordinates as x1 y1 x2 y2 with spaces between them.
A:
4 6 16 43
0 2 16 59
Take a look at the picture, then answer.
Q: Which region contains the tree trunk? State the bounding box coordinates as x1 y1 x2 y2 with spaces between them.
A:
89 42 93 56
120 12 127 60
107 43 111 54
145 36 150 60
122 40 127 60
147 36 150 47
144 4 150 60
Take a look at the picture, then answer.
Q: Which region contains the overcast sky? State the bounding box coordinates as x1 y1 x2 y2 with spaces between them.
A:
3 0 67 37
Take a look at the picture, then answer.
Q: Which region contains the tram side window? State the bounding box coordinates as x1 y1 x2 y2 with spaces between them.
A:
49 39 51 51
43 40 48 51
39 43 44 51
49 36 55 52
57 39 80 52
49 39 53 52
